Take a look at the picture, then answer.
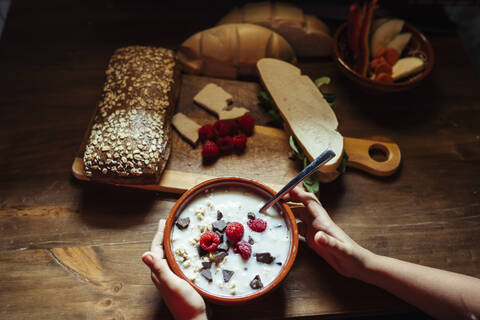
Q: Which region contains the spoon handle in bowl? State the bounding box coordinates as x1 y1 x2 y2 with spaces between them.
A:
259 149 336 214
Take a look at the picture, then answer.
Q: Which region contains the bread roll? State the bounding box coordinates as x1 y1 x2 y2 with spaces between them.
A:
178 23 296 79
218 2 332 57
83 46 181 185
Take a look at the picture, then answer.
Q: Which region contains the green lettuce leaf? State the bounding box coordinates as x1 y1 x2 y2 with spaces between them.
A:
336 151 349 174
259 90 283 125
314 76 331 87
289 136 304 161
258 90 271 107
289 136 319 193
314 77 336 108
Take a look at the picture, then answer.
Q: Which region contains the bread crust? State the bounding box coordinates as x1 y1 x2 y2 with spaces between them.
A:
82 46 180 185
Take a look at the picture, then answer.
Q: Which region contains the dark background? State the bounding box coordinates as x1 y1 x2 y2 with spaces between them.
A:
0 1 479 320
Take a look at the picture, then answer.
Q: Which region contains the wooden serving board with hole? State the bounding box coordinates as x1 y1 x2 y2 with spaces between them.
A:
72 74 400 193
72 75 400 193
72 125 401 194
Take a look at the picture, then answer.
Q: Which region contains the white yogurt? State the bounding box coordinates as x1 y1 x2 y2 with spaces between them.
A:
171 187 291 297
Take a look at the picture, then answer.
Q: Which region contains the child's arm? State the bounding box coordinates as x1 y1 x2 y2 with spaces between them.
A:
284 186 480 320
362 253 480 319
142 219 208 320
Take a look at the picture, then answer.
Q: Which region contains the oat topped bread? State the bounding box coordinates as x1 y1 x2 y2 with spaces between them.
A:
83 46 181 184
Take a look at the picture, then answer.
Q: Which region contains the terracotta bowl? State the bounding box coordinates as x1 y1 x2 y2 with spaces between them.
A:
333 22 435 94
163 177 299 305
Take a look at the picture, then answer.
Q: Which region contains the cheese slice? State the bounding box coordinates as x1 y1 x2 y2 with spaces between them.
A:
171 113 201 146
257 58 343 175
193 83 249 120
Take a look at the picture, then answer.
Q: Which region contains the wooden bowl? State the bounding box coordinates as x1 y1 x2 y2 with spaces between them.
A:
163 177 299 305
332 22 434 94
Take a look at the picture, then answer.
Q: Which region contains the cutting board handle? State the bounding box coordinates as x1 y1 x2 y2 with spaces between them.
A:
344 137 401 177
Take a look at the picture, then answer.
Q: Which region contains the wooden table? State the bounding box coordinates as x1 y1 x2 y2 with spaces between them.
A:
1 1 479 319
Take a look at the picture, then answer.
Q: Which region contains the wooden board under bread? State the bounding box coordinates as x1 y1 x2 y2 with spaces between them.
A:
73 74 401 193
73 124 294 193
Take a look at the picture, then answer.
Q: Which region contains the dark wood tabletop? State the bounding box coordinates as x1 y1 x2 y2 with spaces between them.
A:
1 1 479 319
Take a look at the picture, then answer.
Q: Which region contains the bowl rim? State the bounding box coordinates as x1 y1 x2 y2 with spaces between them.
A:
163 177 299 305
332 21 435 89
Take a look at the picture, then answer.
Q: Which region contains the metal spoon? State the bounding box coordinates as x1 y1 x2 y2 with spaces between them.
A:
258 149 336 214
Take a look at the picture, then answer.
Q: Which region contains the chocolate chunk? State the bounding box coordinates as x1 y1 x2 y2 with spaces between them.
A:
212 220 227 233
255 252 275 264
217 210 223 220
211 251 228 263
200 269 212 282
248 236 255 245
222 269 234 282
202 261 212 269
175 217 190 230
216 242 229 252
276 262 283 266
215 231 224 243
247 212 256 220
249 275 263 289
197 245 208 257
244 267 248 271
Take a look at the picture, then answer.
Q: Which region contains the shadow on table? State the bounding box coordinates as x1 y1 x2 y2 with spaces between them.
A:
150 284 287 320
344 158 403 184
152 302 175 320
316 168 402 214
210 282 287 319
72 177 160 229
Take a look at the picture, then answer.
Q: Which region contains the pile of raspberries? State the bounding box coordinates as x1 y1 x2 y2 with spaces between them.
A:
199 114 255 161
199 216 267 260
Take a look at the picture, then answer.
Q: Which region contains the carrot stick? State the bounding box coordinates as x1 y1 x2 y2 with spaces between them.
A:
347 3 362 54
355 0 378 77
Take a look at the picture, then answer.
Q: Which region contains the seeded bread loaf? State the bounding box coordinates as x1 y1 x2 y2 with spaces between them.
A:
82 46 181 185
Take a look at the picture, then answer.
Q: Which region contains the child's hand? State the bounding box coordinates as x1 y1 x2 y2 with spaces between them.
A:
283 186 373 279
142 219 207 320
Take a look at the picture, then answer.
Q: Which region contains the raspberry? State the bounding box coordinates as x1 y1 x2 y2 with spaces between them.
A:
200 231 220 252
230 120 240 135
236 114 255 136
216 136 233 154
247 218 267 232
202 140 219 160
225 222 244 243
198 124 215 142
214 120 234 137
232 134 247 152
233 240 252 259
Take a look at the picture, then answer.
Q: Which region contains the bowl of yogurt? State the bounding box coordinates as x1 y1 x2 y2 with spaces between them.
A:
163 177 299 304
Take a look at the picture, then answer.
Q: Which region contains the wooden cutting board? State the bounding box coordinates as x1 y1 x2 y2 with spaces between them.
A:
73 123 295 193
72 75 401 193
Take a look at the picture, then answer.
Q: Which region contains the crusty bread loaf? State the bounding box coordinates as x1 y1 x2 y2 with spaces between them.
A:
178 23 296 79
257 58 343 182
83 46 181 185
218 2 332 57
